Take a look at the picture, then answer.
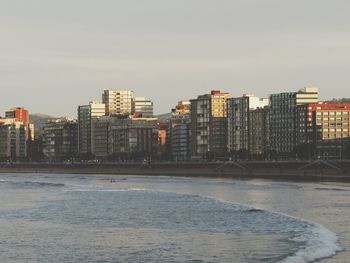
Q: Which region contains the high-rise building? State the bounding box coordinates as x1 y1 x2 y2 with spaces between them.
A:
0 119 27 161
42 119 78 161
227 94 269 158
171 101 191 121
296 103 350 158
190 90 229 159
5 107 29 126
91 117 109 158
108 118 158 157
158 129 167 154
227 96 250 155
269 87 318 155
171 123 191 161
91 116 158 160
249 107 269 157
133 97 154 117
169 101 191 161
157 121 169 154
1 107 34 160
102 89 134 116
5 107 33 141
78 101 105 157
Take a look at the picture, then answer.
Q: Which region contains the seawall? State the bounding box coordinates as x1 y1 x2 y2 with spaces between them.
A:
1 161 350 182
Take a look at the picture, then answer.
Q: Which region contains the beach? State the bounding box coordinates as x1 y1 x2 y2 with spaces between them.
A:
0 173 349 262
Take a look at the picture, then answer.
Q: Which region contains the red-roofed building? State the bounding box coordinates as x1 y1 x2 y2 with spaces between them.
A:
5 107 29 126
297 103 350 158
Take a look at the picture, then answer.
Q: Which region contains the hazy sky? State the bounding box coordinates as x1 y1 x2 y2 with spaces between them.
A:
1 0 350 117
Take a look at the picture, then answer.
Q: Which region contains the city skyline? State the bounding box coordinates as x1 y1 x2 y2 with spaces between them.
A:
1 0 350 117
1 2 350 263
0 86 347 118
2 86 350 162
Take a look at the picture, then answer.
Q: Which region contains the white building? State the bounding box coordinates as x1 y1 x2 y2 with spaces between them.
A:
244 94 269 109
134 97 154 117
102 89 134 116
78 101 106 156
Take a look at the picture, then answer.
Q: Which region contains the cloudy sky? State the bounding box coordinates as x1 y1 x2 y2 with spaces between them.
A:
1 0 349 117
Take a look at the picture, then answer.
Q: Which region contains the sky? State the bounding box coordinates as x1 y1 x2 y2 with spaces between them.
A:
1 0 350 117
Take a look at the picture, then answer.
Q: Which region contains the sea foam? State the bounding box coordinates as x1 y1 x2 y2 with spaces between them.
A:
63 186 343 262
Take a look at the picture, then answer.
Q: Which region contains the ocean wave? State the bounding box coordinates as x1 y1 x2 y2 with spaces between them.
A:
314 187 348 192
118 188 342 263
281 223 340 263
61 187 341 262
190 192 342 263
0 180 65 188
69 187 148 192
207 196 341 263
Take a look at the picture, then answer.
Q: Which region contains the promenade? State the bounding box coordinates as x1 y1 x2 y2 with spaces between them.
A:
1 160 350 182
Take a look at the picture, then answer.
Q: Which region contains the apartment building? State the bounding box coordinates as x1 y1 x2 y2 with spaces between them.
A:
42 119 78 161
102 89 134 116
169 101 191 161
269 87 318 155
227 94 269 158
190 90 229 159
297 103 350 158
5 107 29 126
0 119 27 161
91 116 158 159
249 107 269 157
78 101 105 157
133 97 154 117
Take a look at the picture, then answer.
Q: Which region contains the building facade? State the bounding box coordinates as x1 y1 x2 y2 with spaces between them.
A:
5 107 29 126
91 116 158 160
42 119 78 161
227 94 269 158
157 121 169 155
4 106 34 141
109 119 158 157
269 87 318 156
190 90 229 159
78 101 105 157
0 107 33 161
249 107 269 157
171 123 190 161
171 101 191 121
133 97 154 117
0 119 27 161
297 103 350 158
102 89 134 116
169 101 191 161
227 96 250 155
91 117 109 158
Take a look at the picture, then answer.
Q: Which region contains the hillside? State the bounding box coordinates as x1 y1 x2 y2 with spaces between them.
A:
156 113 172 120
29 113 58 134
325 98 350 103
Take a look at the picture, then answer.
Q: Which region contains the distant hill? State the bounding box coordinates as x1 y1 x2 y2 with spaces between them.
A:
29 113 58 134
29 113 56 122
156 113 172 120
325 98 350 103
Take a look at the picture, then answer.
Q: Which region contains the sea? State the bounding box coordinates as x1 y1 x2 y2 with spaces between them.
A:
0 173 349 263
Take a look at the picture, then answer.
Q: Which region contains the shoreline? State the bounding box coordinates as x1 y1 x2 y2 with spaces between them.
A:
1 162 350 183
